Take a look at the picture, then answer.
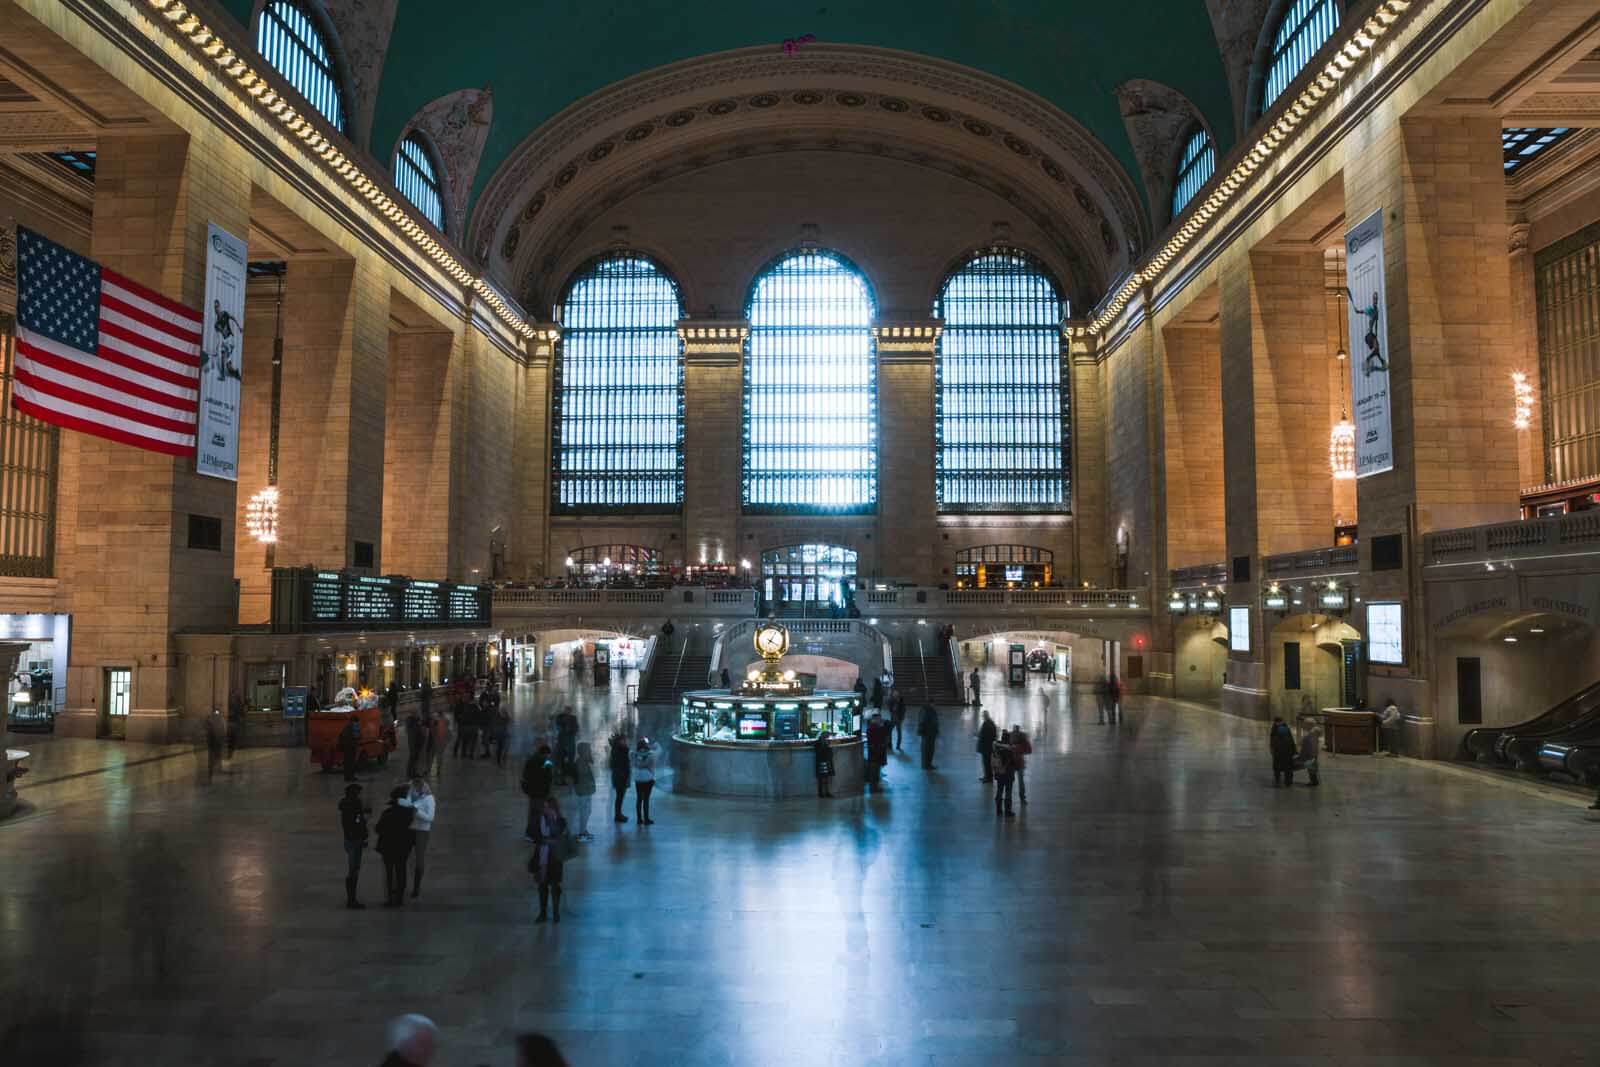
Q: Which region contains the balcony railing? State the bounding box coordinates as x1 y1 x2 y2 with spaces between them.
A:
862 587 1146 615
1263 545 1359 579
492 585 756 617
1424 511 1600 566
1170 561 1227 589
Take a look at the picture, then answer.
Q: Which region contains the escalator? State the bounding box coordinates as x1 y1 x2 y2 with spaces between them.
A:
1463 678 1600 765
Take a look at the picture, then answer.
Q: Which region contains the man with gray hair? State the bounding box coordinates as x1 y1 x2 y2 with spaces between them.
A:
379 1013 438 1067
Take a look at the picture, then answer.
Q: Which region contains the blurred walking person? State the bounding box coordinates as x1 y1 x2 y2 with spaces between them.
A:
917 702 940 769
889 687 906 750
609 730 632 823
204 708 225 782
571 741 597 841
522 743 555 841
529 795 567 923
976 711 997 782
814 731 835 797
1007 724 1033 805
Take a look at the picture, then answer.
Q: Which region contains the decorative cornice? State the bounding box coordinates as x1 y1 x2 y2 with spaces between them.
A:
1089 0 1417 337
135 0 535 341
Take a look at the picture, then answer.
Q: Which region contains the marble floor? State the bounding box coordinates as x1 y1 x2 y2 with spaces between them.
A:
5 667 1600 1066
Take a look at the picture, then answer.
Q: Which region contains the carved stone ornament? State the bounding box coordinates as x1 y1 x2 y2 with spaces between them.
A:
1204 0 1274 135
403 85 494 239
1115 80 1213 228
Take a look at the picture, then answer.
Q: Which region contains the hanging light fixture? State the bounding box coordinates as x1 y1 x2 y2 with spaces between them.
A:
1330 287 1356 480
245 485 280 543
1512 371 1534 430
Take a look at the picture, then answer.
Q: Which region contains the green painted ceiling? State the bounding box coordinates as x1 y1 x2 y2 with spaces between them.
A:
219 1 1234 226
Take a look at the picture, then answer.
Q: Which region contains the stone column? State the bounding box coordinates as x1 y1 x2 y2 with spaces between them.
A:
513 326 557 579
873 321 940 584
1507 221 1543 491
273 255 389 572
1343 114 1520 714
383 325 457 577
679 322 747 570
1159 320 1225 570
57 130 251 741
1069 332 1109 585
234 278 281 624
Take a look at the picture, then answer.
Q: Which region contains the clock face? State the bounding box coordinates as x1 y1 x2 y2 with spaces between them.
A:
755 624 787 658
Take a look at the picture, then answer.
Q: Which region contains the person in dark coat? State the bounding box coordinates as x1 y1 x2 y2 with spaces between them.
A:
1270 717 1297 786
374 785 415 907
969 668 982 707
204 709 225 782
976 712 998 782
865 714 891 789
556 707 579 782
917 703 940 769
608 731 632 822
813 731 835 797
404 714 424 778
339 717 361 782
992 735 1017 817
720 667 732 689
870 677 884 710
338 783 370 909
418 678 432 719
530 795 567 923
888 688 907 750
522 744 556 840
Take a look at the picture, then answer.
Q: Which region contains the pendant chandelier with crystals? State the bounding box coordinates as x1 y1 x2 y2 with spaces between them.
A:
1329 289 1356 480
245 486 279 544
1512 371 1534 430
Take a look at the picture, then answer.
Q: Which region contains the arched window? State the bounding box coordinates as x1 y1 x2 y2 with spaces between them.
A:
256 0 346 132
394 133 445 232
934 249 1067 512
1171 128 1215 218
743 249 877 512
1262 0 1339 113
552 255 684 511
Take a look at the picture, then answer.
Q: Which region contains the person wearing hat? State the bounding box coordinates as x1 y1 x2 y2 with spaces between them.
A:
338 783 371 909
632 736 657 825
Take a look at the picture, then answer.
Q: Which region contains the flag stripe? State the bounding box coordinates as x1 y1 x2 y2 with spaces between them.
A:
101 270 204 332
97 328 205 384
100 291 203 350
15 366 198 434
18 327 199 402
99 312 202 366
13 381 196 454
18 339 199 420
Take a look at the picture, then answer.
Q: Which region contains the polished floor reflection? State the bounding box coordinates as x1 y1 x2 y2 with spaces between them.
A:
5 668 1600 1066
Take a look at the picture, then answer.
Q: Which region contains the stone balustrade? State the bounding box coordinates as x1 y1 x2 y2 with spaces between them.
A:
1424 511 1600 566
1262 544 1360 579
492 585 757 617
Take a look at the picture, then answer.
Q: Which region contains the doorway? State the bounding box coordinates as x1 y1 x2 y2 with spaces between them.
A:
104 666 132 739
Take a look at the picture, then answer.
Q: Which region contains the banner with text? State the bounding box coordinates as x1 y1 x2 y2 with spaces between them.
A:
196 222 246 480
1344 210 1393 478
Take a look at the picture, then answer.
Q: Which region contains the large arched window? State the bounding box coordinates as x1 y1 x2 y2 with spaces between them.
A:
257 0 347 132
743 249 877 512
394 133 445 232
1171 128 1215 218
1262 0 1339 114
934 249 1068 512
552 255 684 511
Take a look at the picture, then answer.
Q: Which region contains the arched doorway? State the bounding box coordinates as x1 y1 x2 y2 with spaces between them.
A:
760 544 858 616
1268 614 1362 720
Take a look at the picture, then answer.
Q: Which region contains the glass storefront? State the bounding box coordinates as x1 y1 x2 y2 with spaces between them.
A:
761 543 858 609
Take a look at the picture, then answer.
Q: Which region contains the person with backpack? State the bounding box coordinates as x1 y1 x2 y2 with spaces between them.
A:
992 735 1017 817
608 731 632 822
1007 725 1033 805
522 744 555 841
917 702 940 769
374 785 415 907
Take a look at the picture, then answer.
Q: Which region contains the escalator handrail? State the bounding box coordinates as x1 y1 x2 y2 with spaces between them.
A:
1468 677 1600 744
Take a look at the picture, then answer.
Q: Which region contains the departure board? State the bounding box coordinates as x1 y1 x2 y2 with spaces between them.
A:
272 568 489 632
404 581 443 622
308 572 342 623
448 585 481 622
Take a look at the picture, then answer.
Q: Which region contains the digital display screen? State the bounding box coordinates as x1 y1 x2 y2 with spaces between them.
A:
1368 602 1403 664
774 710 800 739
1004 565 1024 582
1229 605 1250 653
737 714 770 739
404 582 443 622
448 585 482 621
346 578 396 622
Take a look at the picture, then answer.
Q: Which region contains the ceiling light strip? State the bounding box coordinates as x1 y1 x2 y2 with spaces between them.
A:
1084 0 1413 338
140 0 534 340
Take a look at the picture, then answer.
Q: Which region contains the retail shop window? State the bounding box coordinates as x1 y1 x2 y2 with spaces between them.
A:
353 541 375 569
552 254 685 511
743 248 877 513
187 514 223 551
934 248 1068 512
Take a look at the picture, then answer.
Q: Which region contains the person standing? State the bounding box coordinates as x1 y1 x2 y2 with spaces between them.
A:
633 737 657 825
454 698 478 759
813 731 835 797
976 712 997 782
556 707 579 783
227 689 244 756
571 741 597 842
969 668 982 708
609 732 632 823
339 716 361 782
870 676 884 711
384 682 400 727
529 795 567 923
992 734 1017 817
1007 725 1033 805
1107 673 1122 724
492 702 511 768
428 711 447 779
865 713 890 790
522 744 555 841
720 666 732 689
204 709 225 782
1379 699 1402 757
917 702 940 769
1270 717 1296 787
375 786 415 907
888 688 906 751
400 776 435 899
1095 676 1111 724
404 713 424 778
418 678 433 721
338 783 370 909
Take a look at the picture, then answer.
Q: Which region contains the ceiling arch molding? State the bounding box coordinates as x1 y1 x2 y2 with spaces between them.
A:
513 130 1102 317
1115 79 1216 230
471 45 1149 299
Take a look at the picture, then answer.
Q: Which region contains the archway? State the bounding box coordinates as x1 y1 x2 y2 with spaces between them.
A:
1267 613 1361 721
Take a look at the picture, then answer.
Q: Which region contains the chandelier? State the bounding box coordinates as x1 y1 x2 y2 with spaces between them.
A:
244 486 279 544
1330 415 1356 479
1512 371 1534 430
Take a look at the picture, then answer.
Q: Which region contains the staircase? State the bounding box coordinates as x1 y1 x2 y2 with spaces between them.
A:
908 641 963 706
641 644 712 704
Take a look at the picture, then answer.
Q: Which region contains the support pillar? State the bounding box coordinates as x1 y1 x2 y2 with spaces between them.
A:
383 325 457 577
873 321 940 584
679 322 747 572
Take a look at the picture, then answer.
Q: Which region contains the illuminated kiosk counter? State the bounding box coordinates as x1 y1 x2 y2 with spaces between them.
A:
671 621 865 799
672 690 865 799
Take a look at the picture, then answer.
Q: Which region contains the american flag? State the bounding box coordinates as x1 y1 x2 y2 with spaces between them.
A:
13 227 201 457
